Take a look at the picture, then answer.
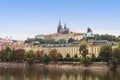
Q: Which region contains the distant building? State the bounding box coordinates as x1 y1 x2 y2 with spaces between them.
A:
57 20 70 34
35 35 44 39
84 27 94 39
88 40 118 57
73 33 84 41
52 33 73 42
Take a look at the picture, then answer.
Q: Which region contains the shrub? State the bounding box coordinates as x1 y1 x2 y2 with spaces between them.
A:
24 50 34 65
81 57 91 66
43 54 50 64
58 53 63 61
4 47 13 62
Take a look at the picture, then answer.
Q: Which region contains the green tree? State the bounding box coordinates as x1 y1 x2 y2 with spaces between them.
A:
79 43 91 66
74 54 78 58
24 50 34 65
99 44 112 62
91 54 97 62
58 53 63 61
108 56 118 70
118 42 120 49
79 43 88 57
81 57 91 66
43 54 49 64
112 48 120 64
64 53 71 61
72 54 80 62
4 47 13 62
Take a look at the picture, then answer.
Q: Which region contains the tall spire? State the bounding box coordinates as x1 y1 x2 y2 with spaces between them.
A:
87 26 92 32
64 23 66 29
59 20 61 25
57 20 62 33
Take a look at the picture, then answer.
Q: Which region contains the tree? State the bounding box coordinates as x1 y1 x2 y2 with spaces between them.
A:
4 47 13 62
34 50 44 62
74 54 78 58
118 42 120 49
68 38 75 43
91 53 99 62
49 49 59 62
72 54 80 62
66 53 70 58
99 44 112 62
79 43 91 66
24 50 34 65
94 34 119 41
112 48 120 64
64 53 71 61
81 57 91 66
58 53 63 61
43 54 49 64
108 56 118 70
13 49 25 62
0 49 4 61
107 48 120 70
79 43 88 57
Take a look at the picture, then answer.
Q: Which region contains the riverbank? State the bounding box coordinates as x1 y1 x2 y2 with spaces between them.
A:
0 62 113 70
0 62 120 71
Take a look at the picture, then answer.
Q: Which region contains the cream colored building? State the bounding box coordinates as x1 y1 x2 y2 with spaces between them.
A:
25 45 80 58
88 44 117 57
24 40 118 58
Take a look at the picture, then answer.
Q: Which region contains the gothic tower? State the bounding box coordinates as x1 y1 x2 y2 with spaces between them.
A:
57 20 62 33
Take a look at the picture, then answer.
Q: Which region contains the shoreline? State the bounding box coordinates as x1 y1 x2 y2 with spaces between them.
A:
0 62 119 70
0 62 109 70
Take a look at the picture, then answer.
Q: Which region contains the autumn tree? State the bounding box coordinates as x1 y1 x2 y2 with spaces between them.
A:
49 49 59 62
34 50 44 62
13 49 25 62
0 49 5 61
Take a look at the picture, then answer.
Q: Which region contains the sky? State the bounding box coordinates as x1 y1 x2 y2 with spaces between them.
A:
0 0 120 40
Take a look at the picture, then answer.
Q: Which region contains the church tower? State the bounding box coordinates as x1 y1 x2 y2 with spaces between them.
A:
57 20 62 33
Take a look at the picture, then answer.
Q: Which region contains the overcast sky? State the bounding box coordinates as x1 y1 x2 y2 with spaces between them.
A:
0 0 120 40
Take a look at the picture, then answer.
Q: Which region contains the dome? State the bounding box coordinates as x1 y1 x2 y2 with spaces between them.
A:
84 27 94 39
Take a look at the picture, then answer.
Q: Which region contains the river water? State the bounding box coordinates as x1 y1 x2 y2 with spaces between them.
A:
0 67 120 80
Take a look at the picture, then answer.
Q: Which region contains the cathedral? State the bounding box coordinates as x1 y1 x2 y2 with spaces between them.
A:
57 20 70 34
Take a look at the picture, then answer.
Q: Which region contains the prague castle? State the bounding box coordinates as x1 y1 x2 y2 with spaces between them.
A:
25 25 118 58
0 21 118 59
57 20 70 34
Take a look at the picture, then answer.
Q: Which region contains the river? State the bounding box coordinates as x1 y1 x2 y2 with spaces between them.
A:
0 67 120 80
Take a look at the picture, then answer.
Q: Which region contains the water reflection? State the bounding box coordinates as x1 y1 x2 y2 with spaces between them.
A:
0 67 120 80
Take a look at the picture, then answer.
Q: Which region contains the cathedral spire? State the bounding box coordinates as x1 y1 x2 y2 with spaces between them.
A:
59 20 61 25
64 23 66 29
57 20 62 33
